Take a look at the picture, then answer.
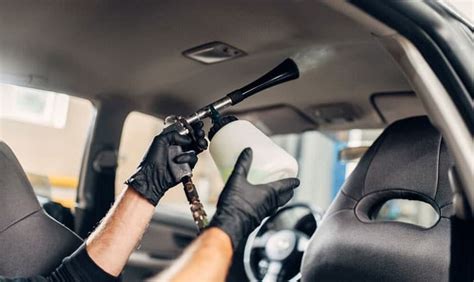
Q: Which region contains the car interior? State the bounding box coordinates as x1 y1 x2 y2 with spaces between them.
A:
0 1 472 281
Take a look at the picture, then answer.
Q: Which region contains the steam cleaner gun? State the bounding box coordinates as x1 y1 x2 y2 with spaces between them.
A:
163 58 299 231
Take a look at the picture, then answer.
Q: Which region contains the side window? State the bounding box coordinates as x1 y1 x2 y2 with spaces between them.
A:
0 83 95 208
116 112 223 214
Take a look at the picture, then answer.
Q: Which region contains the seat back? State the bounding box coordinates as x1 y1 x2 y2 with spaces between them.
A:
0 142 82 277
301 116 454 281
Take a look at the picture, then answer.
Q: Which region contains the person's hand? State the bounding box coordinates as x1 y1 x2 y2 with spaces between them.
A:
125 121 207 206
208 148 300 249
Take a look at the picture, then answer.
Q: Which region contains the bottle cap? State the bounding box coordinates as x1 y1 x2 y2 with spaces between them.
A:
208 107 238 140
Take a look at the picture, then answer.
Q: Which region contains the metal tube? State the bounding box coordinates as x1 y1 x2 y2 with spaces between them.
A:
184 96 233 124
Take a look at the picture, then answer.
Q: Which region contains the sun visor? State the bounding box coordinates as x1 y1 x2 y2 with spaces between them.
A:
371 92 425 124
229 105 316 136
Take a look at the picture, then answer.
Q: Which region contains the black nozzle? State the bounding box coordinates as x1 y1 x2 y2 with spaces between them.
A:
226 58 299 105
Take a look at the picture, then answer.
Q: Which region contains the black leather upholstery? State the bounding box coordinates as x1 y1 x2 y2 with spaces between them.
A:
301 116 454 281
0 142 82 277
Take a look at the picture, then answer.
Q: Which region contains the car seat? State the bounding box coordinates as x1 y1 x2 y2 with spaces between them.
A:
0 141 82 277
301 116 454 281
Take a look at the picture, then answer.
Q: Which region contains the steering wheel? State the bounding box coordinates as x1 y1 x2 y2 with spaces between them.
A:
243 203 322 282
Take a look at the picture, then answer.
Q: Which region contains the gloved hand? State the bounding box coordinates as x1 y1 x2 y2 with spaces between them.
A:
125 121 207 206
209 148 300 249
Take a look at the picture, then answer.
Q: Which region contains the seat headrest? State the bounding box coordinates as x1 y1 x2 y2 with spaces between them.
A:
340 116 453 218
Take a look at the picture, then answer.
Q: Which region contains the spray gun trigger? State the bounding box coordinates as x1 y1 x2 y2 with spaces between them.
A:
163 115 189 136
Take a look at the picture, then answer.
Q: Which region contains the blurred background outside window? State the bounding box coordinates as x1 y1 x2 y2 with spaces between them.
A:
0 83 95 209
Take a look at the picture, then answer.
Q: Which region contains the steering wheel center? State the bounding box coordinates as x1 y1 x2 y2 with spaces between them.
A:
243 203 323 282
265 230 297 261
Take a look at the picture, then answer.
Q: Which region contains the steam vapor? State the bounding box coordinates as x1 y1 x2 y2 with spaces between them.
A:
291 47 333 75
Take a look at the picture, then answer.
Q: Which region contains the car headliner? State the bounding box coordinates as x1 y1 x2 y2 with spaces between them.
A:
0 0 413 132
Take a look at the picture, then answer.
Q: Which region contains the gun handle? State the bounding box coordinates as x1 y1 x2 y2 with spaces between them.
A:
168 145 192 182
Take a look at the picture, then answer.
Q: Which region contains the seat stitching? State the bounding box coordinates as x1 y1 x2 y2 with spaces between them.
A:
433 135 442 199
322 208 354 221
340 189 358 202
439 202 453 209
0 208 42 234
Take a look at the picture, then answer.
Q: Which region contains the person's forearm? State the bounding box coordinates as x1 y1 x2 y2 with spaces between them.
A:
86 186 155 276
154 227 233 282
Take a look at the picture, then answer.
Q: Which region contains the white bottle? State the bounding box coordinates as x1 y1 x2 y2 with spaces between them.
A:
209 118 298 184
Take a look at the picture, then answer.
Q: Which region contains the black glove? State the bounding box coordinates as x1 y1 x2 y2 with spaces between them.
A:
125 121 208 206
209 147 300 249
